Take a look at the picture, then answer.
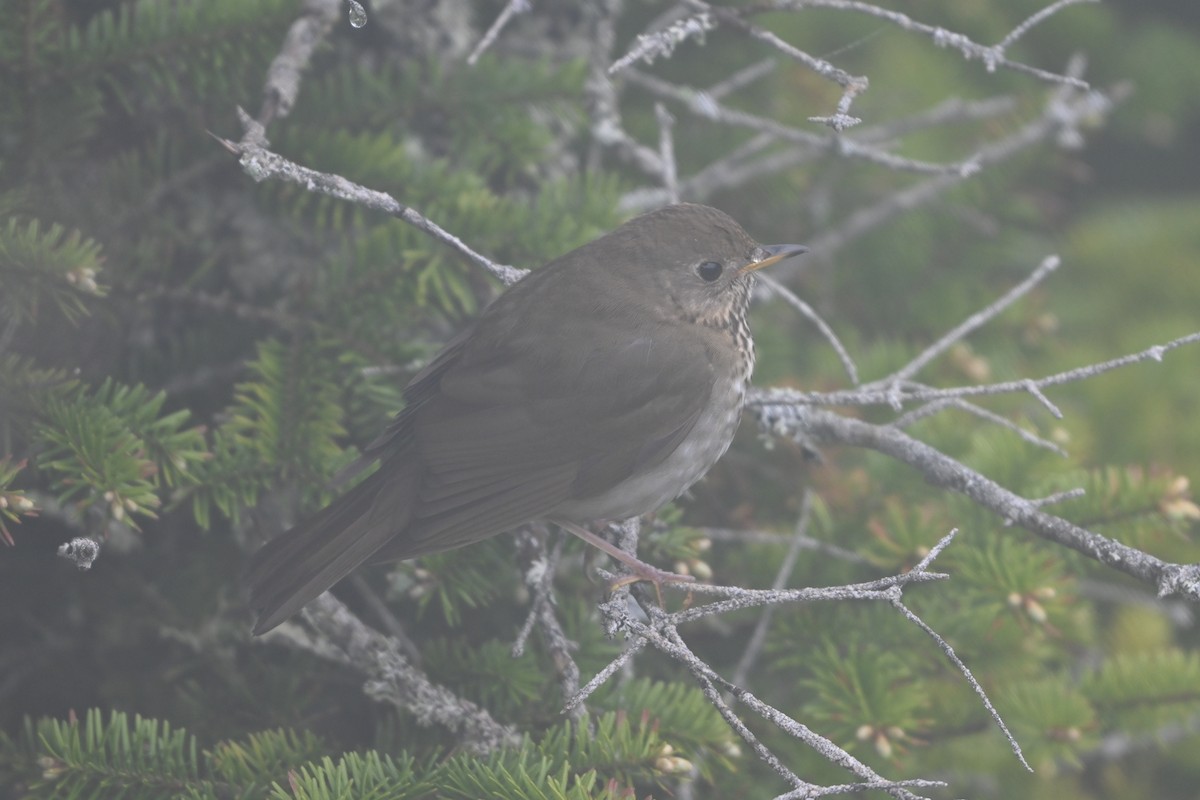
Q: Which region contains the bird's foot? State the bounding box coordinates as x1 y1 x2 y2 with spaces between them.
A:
607 563 695 607
553 519 695 607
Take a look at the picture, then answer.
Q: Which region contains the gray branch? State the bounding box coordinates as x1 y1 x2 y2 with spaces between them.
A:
887 255 1061 385
754 331 1200 411
512 527 584 721
218 108 526 286
260 0 343 125
284 593 521 753
753 407 1200 603
467 0 532 66
769 0 1095 89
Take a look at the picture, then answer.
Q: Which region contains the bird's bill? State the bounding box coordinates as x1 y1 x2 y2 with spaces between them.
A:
738 243 809 275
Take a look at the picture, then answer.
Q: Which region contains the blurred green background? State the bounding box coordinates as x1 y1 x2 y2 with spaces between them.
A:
1 0 1198 798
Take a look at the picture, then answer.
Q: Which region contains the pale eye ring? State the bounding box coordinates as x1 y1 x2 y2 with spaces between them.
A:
696 261 723 282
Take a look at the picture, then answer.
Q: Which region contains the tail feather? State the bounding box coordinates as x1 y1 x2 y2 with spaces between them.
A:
247 459 416 634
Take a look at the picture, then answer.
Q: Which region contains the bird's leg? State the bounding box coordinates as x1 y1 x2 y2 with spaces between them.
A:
552 519 695 604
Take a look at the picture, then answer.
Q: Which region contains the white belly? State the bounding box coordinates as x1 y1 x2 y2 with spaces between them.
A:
550 374 747 522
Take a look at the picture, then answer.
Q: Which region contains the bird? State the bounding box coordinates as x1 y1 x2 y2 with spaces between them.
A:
247 203 806 634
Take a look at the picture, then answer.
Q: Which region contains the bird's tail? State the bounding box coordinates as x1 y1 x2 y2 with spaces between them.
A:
247 459 415 634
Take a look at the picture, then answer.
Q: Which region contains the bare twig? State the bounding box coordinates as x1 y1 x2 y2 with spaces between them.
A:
998 0 1098 53
789 74 1116 270
728 490 816 689
757 273 859 385
564 633 647 711
752 332 1200 411
620 95 1015 212
687 0 869 130
625 69 973 175
585 0 666 177
888 565 1032 770
610 12 715 74
886 255 1061 385
665 563 948 624
699 526 868 563
707 57 776 99
512 529 583 719
597 597 947 799
604 531 1024 789
767 0 1094 89
260 0 343 125
1027 487 1087 508
467 0 532 65
216 109 526 286
656 103 681 204
892 397 1068 457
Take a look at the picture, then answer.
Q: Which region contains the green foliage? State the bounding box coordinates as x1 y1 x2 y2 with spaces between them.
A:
1002 678 1097 770
423 637 547 720
267 751 427 800
0 457 34 545
0 218 106 325
434 752 607 800
227 338 348 484
206 727 329 788
2 1 1199 799
34 380 206 526
395 538 517 627
797 640 929 757
594 679 738 776
1083 650 1200 734
10 709 204 799
0 707 726 800
641 505 715 575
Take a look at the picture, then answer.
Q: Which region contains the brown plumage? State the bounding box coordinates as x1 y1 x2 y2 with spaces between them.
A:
247 203 805 634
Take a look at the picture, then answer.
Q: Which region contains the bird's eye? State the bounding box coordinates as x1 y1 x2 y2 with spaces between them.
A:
696 261 724 282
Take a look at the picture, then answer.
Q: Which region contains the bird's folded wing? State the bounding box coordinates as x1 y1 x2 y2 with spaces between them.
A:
365 316 715 560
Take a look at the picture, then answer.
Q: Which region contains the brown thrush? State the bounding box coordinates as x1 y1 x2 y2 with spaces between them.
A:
248 203 806 633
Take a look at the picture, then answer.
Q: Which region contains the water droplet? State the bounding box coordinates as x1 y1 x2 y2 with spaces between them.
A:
347 0 367 28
